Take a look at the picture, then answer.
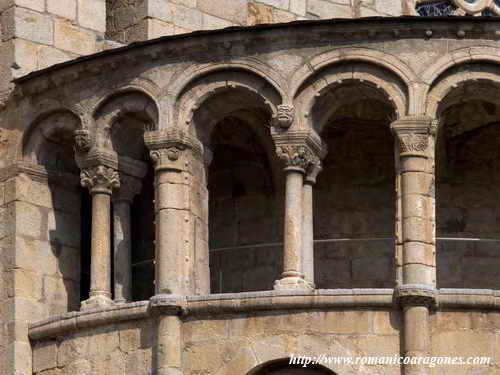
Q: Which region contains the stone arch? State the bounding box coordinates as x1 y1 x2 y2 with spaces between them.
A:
177 69 284 294
94 89 159 151
422 47 500 84
247 359 336 375
428 62 500 289
290 47 415 116
425 63 500 118
294 60 408 133
176 68 283 145
22 110 81 172
295 61 399 289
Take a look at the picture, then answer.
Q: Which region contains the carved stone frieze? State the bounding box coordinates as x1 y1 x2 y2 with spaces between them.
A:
271 104 295 129
81 165 120 194
398 133 429 153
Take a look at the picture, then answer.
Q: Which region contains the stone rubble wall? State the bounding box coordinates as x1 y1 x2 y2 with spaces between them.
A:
106 0 403 43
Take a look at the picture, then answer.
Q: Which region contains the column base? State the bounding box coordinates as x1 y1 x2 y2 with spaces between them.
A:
81 294 114 310
274 276 314 291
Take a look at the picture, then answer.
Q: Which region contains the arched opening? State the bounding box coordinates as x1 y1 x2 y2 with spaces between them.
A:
296 62 403 289
433 69 500 289
22 111 88 313
184 72 283 294
248 359 335 375
95 91 157 301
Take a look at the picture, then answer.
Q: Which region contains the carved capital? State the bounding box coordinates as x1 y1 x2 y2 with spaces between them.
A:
394 284 437 309
113 174 142 203
276 144 318 172
81 165 120 194
271 104 295 129
391 116 435 156
74 129 92 153
145 128 204 172
305 162 323 185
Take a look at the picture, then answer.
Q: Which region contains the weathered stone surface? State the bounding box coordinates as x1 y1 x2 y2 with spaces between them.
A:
54 19 96 55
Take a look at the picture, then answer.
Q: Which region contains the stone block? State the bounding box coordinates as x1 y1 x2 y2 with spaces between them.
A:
290 0 306 15
307 0 352 18
13 268 42 300
78 0 106 32
202 13 234 30
118 328 141 353
13 7 54 45
147 18 175 38
170 0 196 7
15 201 43 239
432 331 494 358
311 311 372 334
37 45 73 70
54 19 96 55
65 359 92 374
47 0 76 20
33 340 57 373
198 0 248 24
170 2 202 31
57 335 89 367
273 8 296 23
432 311 472 332
184 318 227 342
147 0 173 23
373 310 401 335
256 0 290 9
15 0 44 12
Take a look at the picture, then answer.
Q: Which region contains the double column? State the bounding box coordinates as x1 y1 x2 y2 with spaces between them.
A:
392 116 437 375
272 130 325 291
79 149 120 309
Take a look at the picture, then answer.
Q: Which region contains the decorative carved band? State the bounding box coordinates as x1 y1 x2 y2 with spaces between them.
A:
271 104 295 129
394 284 437 308
398 134 429 153
81 165 120 195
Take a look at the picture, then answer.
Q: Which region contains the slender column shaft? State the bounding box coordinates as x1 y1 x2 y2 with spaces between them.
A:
403 305 431 375
283 168 304 278
155 170 185 295
90 192 112 299
302 181 314 284
113 200 132 303
80 165 120 309
156 315 182 375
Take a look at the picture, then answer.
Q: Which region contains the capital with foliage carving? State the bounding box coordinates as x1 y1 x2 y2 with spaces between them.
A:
81 165 120 195
271 104 295 129
272 129 327 173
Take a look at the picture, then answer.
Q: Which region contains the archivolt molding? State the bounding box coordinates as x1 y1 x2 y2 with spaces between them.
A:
93 90 159 148
421 46 500 85
290 48 417 99
425 67 500 117
176 69 283 142
294 62 408 133
170 60 288 104
21 109 81 164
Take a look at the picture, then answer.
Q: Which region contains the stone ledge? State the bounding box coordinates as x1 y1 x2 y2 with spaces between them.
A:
29 289 500 340
29 301 149 340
